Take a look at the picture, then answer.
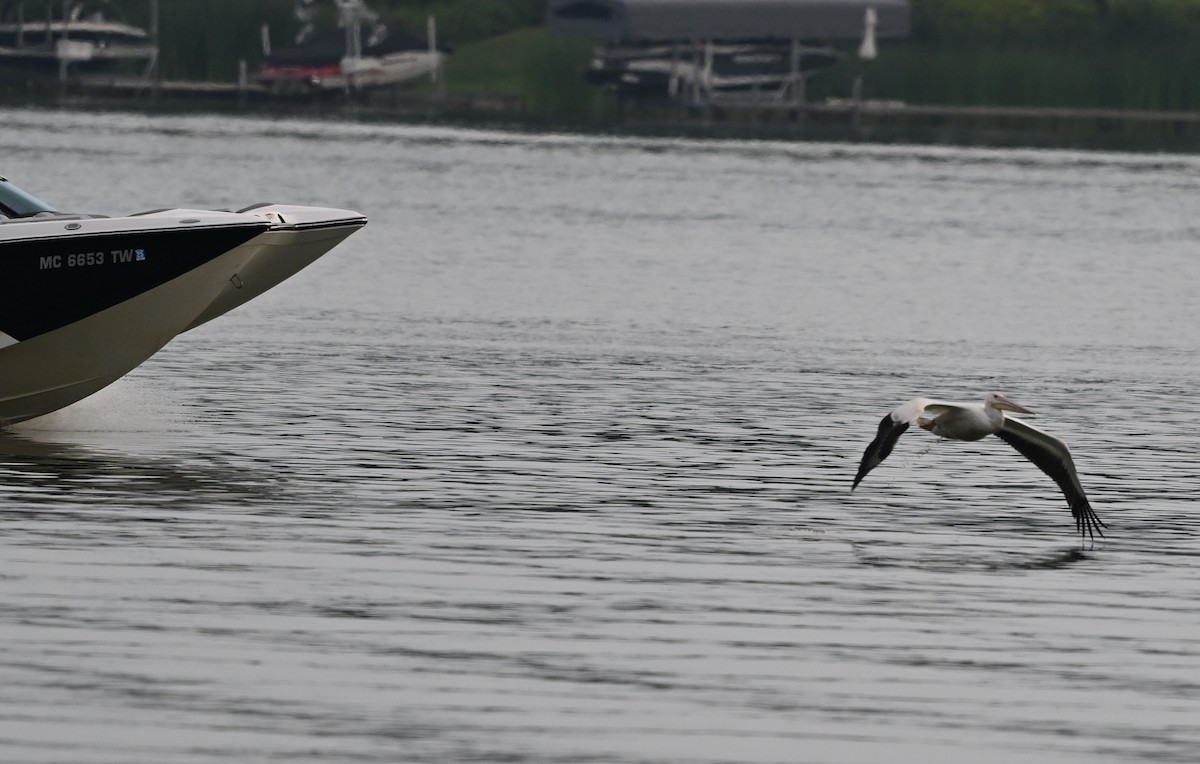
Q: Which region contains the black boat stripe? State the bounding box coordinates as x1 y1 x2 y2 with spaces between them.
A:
0 223 268 342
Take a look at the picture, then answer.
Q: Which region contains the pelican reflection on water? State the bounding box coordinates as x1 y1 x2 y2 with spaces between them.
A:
853 393 1107 540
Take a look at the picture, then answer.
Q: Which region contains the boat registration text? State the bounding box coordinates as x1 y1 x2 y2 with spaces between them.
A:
39 249 146 269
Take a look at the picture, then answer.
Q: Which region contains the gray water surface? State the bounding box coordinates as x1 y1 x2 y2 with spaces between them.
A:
1 108 1198 763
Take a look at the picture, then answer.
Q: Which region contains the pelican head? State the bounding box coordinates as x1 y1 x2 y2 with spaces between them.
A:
987 392 1034 415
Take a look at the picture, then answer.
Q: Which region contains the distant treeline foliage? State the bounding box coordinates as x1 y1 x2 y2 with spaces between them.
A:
108 0 1200 112
810 0 1200 111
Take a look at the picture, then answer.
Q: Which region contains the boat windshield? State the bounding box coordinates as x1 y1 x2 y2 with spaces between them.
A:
0 178 57 218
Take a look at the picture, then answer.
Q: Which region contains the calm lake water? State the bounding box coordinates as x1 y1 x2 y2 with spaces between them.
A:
2 107 1199 763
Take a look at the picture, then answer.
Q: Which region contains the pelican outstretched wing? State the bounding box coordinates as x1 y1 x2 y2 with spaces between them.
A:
852 412 909 490
996 416 1106 540
852 397 965 490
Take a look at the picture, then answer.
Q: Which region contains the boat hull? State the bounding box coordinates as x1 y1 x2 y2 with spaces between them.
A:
0 199 366 426
185 206 367 331
0 244 253 425
0 220 268 425
0 222 266 344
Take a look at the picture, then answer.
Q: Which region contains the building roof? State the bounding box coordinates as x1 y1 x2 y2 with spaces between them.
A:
547 0 911 42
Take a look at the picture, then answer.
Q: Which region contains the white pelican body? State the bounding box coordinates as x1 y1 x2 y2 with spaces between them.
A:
853 393 1106 540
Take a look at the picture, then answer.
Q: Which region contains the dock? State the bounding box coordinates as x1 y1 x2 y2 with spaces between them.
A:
76 74 267 99
23 74 1200 153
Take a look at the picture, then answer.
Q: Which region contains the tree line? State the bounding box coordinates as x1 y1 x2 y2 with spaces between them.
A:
100 0 1200 111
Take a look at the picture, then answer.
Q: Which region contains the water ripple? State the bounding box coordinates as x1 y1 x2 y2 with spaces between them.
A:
3 111 1200 763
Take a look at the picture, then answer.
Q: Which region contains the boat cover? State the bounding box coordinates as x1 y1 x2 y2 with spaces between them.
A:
263 25 443 68
547 0 910 42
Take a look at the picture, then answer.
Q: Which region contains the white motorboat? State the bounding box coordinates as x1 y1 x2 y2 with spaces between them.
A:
0 1 157 70
0 177 366 425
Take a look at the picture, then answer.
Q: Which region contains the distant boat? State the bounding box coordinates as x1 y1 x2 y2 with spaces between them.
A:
257 24 447 96
0 0 155 70
259 1 446 97
585 42 839 101
547 0 911 106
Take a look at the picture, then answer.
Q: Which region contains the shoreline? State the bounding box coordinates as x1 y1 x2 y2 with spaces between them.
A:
7 79 1200 154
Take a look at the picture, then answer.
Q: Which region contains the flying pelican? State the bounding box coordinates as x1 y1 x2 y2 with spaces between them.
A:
852 393 1106 540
